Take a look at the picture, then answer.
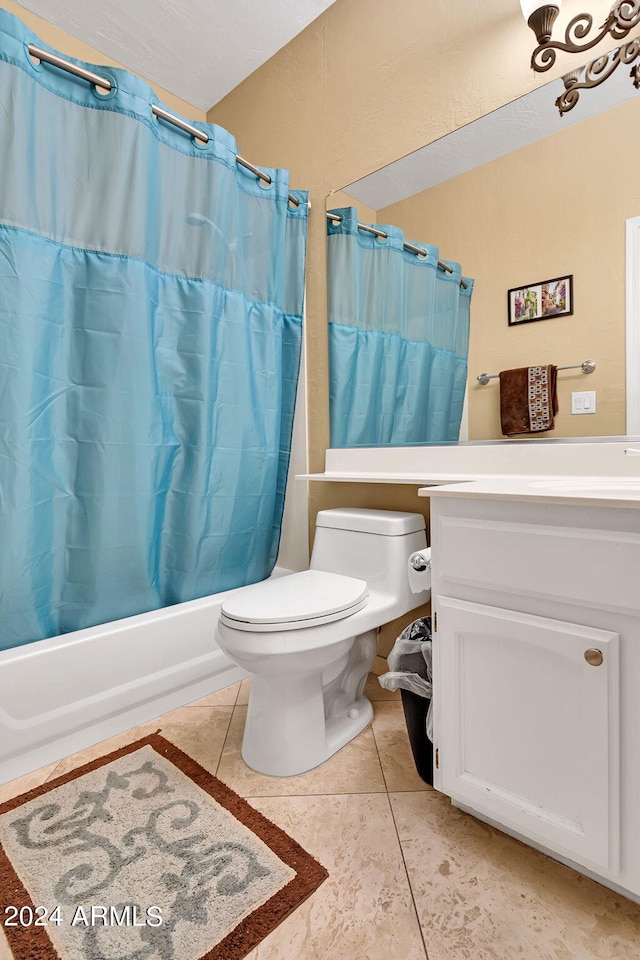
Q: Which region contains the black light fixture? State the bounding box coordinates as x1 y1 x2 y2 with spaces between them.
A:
521 0 640 114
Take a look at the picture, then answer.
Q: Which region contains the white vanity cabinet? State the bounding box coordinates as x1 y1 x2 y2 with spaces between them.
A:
429 494 640 899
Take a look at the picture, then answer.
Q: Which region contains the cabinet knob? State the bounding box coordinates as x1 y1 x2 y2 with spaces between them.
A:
584 648 604 666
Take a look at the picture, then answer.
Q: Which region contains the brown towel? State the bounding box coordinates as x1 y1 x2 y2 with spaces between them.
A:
499 365 558 436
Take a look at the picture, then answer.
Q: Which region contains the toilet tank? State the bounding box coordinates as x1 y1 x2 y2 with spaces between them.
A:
310 508 428 610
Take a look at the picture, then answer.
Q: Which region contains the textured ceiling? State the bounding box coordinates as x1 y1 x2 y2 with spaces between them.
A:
16 0 337 111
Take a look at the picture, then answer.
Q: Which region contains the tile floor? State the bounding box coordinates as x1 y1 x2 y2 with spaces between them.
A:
2 658 640 959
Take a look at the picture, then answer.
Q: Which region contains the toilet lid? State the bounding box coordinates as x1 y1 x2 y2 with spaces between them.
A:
220 570 368 631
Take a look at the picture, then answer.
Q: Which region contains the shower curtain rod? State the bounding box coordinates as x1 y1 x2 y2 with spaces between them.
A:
326 212 468 290
27 44 301 208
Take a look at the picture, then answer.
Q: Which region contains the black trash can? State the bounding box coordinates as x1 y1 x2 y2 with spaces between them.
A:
379 616 434 784
397 647 434 785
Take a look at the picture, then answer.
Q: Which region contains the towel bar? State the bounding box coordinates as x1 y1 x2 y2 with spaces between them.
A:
476 360 596 386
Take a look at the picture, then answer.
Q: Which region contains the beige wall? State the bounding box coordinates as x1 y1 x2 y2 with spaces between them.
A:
382 96 640 440
207 0 623 652
1 0 205 119
207 0 621 470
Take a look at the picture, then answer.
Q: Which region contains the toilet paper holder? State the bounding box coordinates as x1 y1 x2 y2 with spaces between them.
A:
410 552 431 572
408 548 432 595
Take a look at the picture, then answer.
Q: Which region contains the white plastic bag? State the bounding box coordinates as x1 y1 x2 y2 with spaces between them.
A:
378 617 433 740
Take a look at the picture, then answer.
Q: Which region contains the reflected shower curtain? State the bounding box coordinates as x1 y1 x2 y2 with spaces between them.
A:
0 10 308 650
327 207 473 446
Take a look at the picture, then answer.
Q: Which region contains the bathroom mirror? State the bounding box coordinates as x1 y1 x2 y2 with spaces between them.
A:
326 63 640 445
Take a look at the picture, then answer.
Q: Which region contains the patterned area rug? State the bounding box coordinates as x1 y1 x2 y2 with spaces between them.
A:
0 733 328 960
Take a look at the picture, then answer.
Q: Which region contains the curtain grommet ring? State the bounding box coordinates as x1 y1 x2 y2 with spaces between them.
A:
91 72 117 101
25 43 44 72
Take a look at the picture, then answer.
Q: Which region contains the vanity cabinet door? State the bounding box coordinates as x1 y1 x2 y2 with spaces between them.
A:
437 597 620 873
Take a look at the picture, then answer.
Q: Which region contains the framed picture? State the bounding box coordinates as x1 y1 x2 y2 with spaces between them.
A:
508 274 573 326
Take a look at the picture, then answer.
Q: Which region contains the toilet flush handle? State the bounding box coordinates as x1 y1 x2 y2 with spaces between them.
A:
410 553 430 572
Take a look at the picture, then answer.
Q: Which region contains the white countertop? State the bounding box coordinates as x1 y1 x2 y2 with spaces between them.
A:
301 441 640 488
418 475 640 508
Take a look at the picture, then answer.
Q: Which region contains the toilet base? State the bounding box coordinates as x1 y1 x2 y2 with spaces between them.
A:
240 630 377 778
242 689 374 777
241 672 326 777
325 695 374 758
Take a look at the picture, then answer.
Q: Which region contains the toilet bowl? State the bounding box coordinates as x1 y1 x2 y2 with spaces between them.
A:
216 508 431 777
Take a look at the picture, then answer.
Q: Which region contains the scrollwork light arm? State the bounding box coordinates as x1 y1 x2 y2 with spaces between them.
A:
531 2 640 73
555 36 640 114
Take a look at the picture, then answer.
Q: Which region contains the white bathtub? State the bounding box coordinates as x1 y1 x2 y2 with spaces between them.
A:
0 583 263 785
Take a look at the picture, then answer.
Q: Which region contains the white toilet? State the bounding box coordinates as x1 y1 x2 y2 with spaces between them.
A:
216 508 431 777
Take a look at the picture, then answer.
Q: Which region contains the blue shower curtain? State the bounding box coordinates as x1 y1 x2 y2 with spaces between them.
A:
0 10 308 650
327 207 473 446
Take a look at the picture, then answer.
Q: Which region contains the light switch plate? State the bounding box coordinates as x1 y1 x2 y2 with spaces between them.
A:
571 390 596 414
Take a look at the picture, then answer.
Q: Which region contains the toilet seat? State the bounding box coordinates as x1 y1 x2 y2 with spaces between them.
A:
220 570 368 633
